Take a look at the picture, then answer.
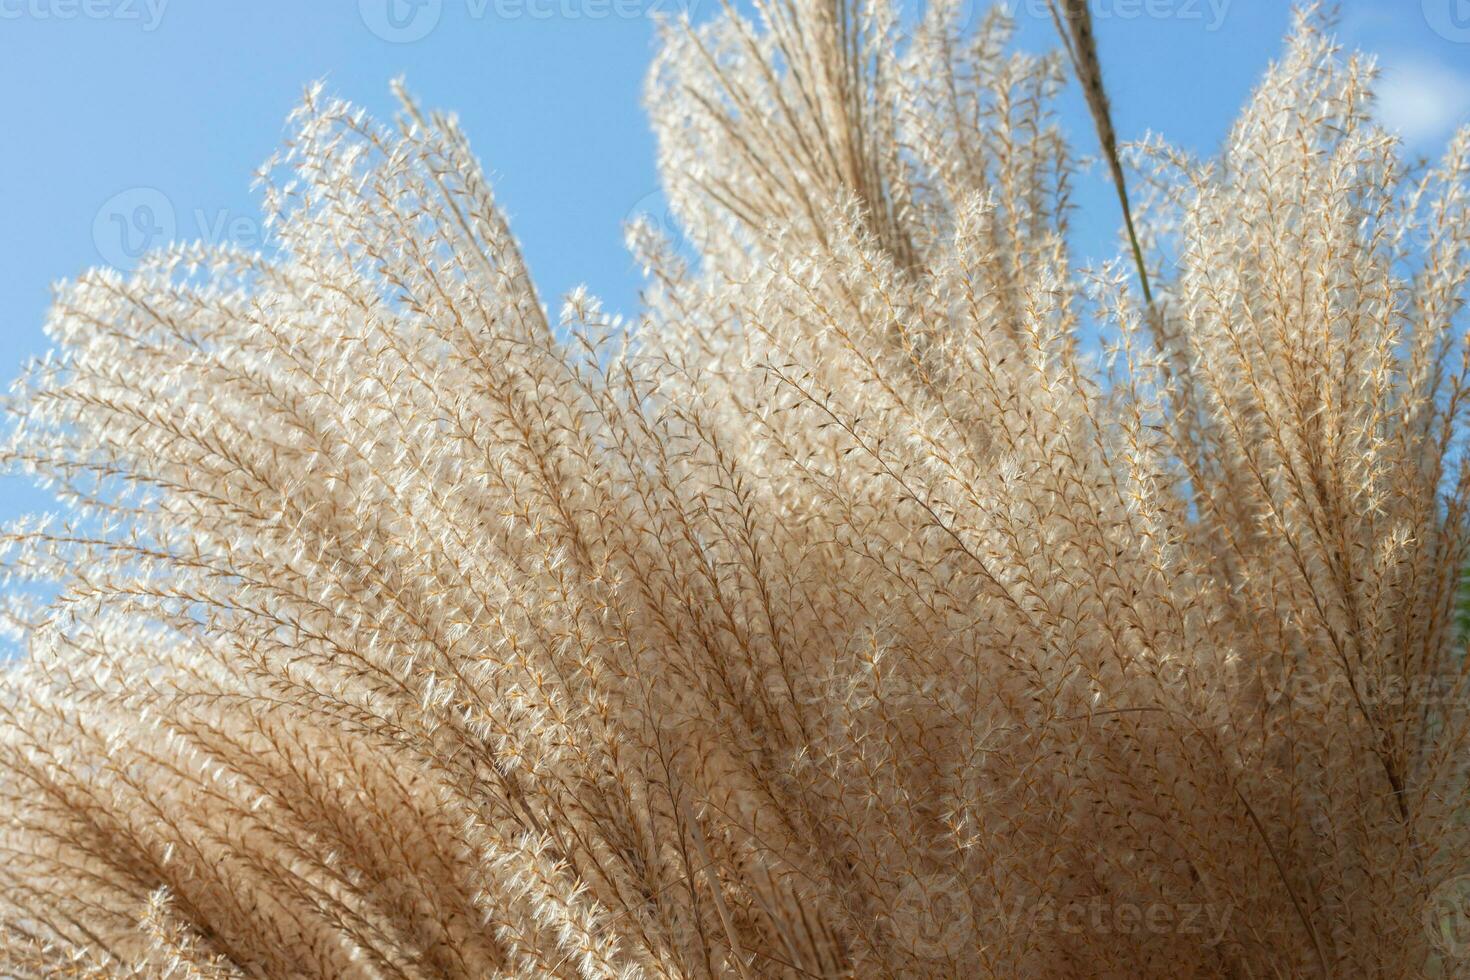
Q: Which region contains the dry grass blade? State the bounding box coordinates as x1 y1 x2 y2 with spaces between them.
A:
1047 0 1154 306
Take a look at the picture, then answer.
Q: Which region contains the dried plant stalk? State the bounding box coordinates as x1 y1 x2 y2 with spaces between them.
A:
1047 0 1153 305
1 2 1469 978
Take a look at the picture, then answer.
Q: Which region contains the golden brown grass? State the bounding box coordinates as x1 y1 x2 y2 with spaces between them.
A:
1 2 1469 976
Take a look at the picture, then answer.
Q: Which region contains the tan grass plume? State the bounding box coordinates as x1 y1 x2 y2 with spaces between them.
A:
1 2 1469 977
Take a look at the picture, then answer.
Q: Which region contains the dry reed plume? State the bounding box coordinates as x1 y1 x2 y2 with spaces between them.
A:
2 2 1470 976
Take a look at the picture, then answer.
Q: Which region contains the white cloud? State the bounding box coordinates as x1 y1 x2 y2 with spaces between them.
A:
1374 60 1470 150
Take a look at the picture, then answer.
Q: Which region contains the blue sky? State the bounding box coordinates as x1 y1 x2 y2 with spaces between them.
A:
0 0 1466 523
